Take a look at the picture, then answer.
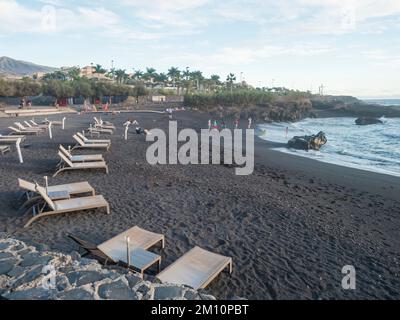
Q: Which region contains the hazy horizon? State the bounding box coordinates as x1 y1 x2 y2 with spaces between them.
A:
1 0 400 98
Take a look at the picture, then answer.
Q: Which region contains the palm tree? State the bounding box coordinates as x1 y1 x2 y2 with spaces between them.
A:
144 67 157 80
210 75 221 91
167 67 181 94
133 69 144 80
155 73 168 88
94 64 107 74
182 68 190 80
190 71 204 91
67 68 81 81
226 73 236 94
115 69 128 84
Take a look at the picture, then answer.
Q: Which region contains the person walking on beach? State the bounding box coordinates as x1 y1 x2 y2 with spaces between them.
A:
212 120 219 130
234 118 239 129
285 126 289 139
248 117 252 129
208 119 212 130
221 119 226 129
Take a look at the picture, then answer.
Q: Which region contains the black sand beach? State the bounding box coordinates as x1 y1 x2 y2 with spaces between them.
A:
1 111 399 299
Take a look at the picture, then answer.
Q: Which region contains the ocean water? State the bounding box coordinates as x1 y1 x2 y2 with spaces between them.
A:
256 117 400 177
362 99 400 106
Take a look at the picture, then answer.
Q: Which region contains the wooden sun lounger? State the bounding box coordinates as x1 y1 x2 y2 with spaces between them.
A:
156 246 232 290
77 132 111 145
88 127 114 135
0 135 26 141
54 151 108 177
23 183 109 228
15 122 46 132
59 145 104 163
25 120 48 130
41 118 65 126
0 145 10 155
18 178 95 210
72 135 110 151
68 226 164 274
94 123 116 131
8 126 39 136
94 117 115 128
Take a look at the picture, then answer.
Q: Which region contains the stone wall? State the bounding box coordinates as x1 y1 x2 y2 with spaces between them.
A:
0 234 216 300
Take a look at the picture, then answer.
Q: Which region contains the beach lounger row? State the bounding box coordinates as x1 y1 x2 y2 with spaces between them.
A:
15 122 47 133
9 126 40 136
69 226 232 290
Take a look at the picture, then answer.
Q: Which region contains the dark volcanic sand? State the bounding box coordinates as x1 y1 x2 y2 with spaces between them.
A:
1 111 399 300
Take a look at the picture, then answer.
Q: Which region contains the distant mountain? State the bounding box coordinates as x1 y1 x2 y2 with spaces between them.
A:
0 56 57 77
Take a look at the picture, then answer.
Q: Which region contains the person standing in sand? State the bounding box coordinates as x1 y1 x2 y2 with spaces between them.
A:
208 119 212 130
248 117 252 129
234 118 239 129
221 119 226 129
285 126 289 139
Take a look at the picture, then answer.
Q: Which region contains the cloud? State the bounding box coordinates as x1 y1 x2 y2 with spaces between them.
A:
212 43 335 64
0 1 121 34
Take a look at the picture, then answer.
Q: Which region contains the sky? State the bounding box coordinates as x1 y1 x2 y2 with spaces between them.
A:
1 0 400 98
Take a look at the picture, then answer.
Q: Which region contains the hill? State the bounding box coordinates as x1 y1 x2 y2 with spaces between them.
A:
0 56 57 77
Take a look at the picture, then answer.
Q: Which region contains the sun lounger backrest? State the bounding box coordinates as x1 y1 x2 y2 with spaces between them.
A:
77 132 87 141
24 121 32 127
58 151 74 168
34 183 56 210
73 135 85 146
18 178 36 193
15 122 25 129
30 120 38 126
8 127 20 133
59 145 70 157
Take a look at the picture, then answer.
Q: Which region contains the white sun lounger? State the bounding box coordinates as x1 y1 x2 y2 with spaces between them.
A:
0 135 26 145
88 127 114 135
15 122 46 132
156 246 233 290
72 135 110 151
94 117 116 129
77 132 111 145
23 183 109 228
59 145 104 163
25 120 49 130
8 126 39 136
54 151 109 177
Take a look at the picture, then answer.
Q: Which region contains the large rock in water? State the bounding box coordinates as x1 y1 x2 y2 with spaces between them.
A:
355 117 383 125
288 131 327 151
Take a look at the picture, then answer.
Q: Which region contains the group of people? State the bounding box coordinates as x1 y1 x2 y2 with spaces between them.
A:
19 98 32 109
124 118 151 136
208 117 253 130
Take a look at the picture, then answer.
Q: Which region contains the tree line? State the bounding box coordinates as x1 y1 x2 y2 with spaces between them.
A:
0 76 146 102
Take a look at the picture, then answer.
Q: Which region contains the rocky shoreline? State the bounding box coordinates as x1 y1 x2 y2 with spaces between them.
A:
0 233 217 300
